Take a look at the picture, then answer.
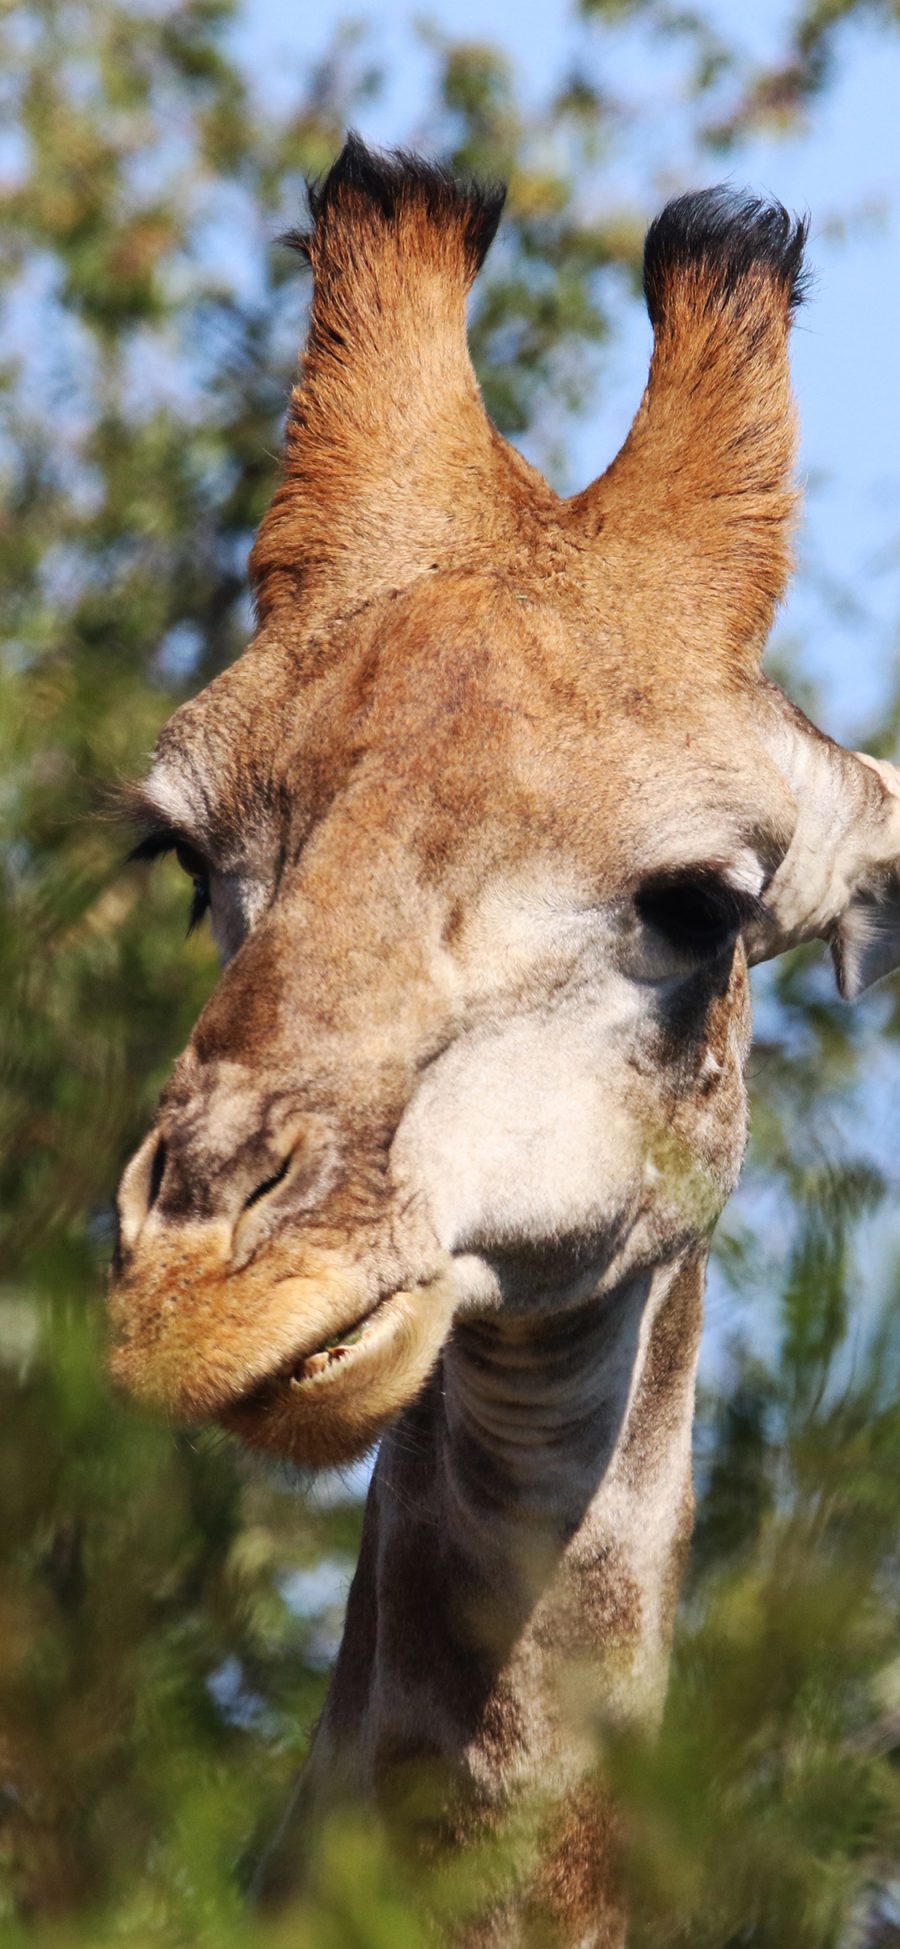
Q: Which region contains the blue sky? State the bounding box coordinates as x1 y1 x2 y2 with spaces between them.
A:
232 0 900 737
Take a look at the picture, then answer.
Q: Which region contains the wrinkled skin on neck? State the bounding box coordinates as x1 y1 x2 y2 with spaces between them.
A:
258 1255 704 1948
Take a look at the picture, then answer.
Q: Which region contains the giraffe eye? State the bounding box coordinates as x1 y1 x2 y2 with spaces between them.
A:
636 873 743 958
127 825 211 932
174 839 206 882
174 841 210 933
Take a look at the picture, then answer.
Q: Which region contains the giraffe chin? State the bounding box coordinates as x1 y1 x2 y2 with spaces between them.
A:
220 1275 458 1468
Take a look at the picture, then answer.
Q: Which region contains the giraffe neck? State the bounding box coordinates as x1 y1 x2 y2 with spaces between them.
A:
367 1250 699 1757
280 1251 704 1939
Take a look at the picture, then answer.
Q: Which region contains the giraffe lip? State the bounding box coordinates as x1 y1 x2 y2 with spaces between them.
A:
222 1267 455 1425
219 1269 457 1462
288 1289 395 1387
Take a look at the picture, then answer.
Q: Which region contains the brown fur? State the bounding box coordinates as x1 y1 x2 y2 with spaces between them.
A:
107 143 897 1944
250 137 557 628
567 193 806 663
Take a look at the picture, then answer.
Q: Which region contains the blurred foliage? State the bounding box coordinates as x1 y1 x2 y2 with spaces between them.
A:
3 0 900 1942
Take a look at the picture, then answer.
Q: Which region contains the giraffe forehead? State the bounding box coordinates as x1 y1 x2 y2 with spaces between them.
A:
139 577 796 883
144 712 790 906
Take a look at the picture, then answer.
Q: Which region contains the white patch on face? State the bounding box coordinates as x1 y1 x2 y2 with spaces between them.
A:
143 762 201 832
723 848 767 898
394 976 646 1258
389 864 754 1298
393 903 696 1284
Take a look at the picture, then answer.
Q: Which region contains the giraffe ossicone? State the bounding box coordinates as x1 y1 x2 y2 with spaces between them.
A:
109 137 900 1943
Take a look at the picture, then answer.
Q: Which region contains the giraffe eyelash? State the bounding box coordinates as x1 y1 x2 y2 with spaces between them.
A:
127 827 211 935
186 877 211 935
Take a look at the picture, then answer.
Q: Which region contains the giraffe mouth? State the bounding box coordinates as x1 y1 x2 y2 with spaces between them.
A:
220 1270 458 1465
230 1274 446 1412
286 1288 398 1389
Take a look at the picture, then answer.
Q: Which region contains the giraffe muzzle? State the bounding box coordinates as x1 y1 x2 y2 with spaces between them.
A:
110 1095 457 1460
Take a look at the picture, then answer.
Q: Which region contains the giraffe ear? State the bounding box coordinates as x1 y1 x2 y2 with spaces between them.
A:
567 189 808 669
832 861 900 998
748 690 900 998
830 752 900 997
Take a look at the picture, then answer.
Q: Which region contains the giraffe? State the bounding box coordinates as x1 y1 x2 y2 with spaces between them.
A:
109 138 900 1945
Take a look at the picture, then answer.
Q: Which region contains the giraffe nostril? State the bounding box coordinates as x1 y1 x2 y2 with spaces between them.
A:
148 1138 168 1212
242 1155 291 1212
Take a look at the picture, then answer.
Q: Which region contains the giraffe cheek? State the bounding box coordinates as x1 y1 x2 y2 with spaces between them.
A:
390 1009 649 1268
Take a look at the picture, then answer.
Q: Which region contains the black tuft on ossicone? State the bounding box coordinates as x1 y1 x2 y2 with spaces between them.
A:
282 131 506 277
643 187 810 328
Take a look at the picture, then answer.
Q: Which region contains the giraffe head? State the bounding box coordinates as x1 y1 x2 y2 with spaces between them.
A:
109 139 900 1467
